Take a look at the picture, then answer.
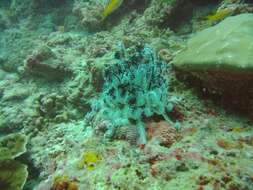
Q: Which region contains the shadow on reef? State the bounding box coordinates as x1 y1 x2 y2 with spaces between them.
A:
0 0 10 7
176 71 253 121
18 152 40 190
190 0 222 6
172 13 253 120
160 0 222 34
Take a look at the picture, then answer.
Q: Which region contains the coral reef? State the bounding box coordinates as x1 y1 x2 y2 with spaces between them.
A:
8 0 69 19
87 43 178 144
1 0 253 190
0 160 28 190
73 0 149 31
0 133 28 190
173 13 253 74
76 150 102 171
101 0 124 21
173 13 253 111
34 93 69 123
83 32 116 58
146 121 182 148
25 45 72 81
73 1 105 31
0 133 27 159
29 121 91 179
51 175 78 190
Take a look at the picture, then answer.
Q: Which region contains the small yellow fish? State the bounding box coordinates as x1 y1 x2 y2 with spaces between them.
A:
206 8 233 22
77 150 102 171
101 0 123 21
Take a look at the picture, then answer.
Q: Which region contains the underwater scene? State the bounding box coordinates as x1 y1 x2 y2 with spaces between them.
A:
1 0 253 189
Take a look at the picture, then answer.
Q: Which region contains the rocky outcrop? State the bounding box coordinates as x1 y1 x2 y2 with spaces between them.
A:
173 13 253 112
173 13 253 93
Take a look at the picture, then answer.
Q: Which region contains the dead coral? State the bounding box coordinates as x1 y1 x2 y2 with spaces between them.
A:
84 32 115 58
146 121 182 148
26 56 72 81
25 45 72 81
67 72 94 110
34 93 69 123
67 54 109 110
10 0 69 18
73 1 104 31
51 176 78 190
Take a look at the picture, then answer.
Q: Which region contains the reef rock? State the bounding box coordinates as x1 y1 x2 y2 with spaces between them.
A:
173 13 253 93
